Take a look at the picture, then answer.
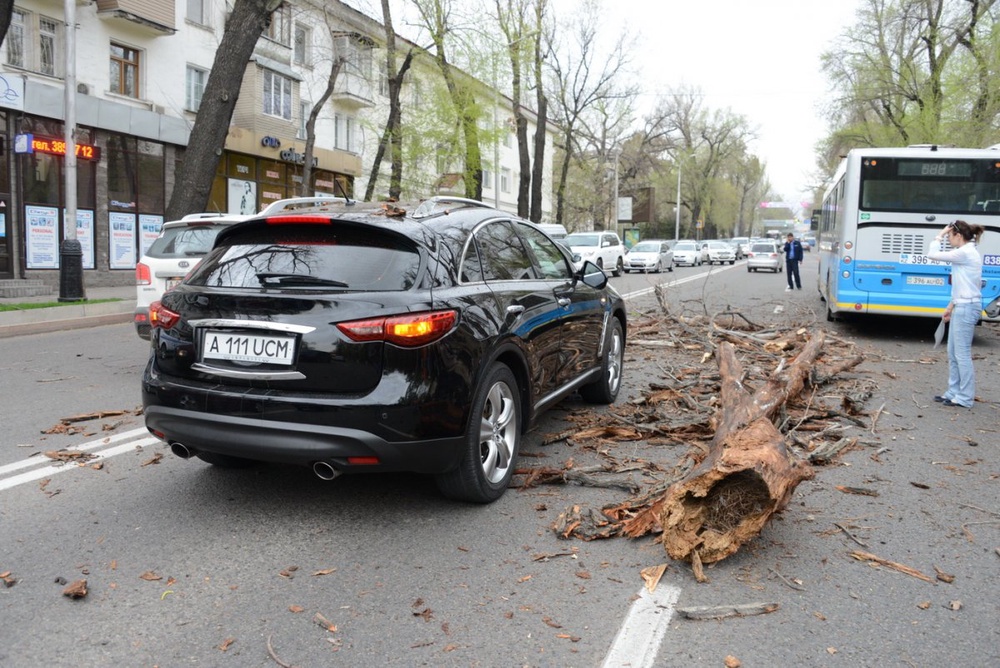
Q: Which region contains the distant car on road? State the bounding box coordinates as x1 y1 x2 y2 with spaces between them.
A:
672 240 703 266
705 241 737 265
563 231 625 276
803 235 816 251
624 239 674 273
746 240 782 272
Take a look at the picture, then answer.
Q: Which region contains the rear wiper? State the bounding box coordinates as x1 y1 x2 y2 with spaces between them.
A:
256 273 349 288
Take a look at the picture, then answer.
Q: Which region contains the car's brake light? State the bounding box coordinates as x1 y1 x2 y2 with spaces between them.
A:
149 301 181 330
266 215 331 225
136 262 151 286
338 310 458 347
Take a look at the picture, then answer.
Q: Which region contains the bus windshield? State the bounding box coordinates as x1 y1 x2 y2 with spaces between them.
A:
860 157 1000 214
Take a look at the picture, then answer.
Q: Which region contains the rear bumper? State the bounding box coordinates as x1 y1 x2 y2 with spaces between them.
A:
134 307 151 339
144 404 467 473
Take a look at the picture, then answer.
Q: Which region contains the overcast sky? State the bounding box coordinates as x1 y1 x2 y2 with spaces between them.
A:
595 0 863 205
351 0 863 207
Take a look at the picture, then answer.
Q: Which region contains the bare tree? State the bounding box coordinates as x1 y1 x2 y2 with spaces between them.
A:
166 0 283 219
299 7 349 197
546 0 635 227
363 0 414 201
528 0 549 223
413 0 484 201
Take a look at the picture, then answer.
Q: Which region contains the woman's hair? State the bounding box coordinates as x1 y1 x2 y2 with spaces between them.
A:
950 219 985 243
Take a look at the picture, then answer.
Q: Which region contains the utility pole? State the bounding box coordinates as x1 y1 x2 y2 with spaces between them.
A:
58 0 84 301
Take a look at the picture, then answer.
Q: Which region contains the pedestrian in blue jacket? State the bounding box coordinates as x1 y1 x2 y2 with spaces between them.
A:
783 233 803 291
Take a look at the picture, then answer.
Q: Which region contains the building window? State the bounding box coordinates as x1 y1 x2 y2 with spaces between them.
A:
110 43 140 98
186 66 207 112
483 168 493 190
266 3 291 46
6 9 62 76
334 113 355 152
501 168 511 193
293 24 310 66
298 102 311 139
186 0 210 26
263 69 293 120
377 62 388 96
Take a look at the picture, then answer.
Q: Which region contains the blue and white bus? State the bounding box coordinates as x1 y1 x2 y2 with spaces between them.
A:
817 145 1000 321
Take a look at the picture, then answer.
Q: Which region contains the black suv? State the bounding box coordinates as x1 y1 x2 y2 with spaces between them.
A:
142 197 627 502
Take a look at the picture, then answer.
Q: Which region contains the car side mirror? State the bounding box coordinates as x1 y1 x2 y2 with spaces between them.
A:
576 260 608 289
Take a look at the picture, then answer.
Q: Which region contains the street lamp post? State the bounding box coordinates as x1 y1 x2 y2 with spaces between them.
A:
674 164 682 242
674 153 696 242
59 0 84 301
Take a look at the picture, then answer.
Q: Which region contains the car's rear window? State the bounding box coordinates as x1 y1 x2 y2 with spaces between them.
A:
146 225 226 259
186 224 421 292
751 243 775 253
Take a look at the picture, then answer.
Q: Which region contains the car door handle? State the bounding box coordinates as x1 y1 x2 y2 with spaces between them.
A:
506 305 525 316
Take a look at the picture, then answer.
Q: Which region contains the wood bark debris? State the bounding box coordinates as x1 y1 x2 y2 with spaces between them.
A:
531 307 871 567
675 602 780 620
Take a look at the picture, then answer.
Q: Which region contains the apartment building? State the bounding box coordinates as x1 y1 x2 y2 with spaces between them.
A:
0 0 554 291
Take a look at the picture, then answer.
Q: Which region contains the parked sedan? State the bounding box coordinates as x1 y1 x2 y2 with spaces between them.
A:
624 239 673 273
705 241 736 265
142 197 628 503
746 240 783 272
672 240 703 266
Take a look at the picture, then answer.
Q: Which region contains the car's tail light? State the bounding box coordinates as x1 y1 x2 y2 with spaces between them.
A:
136 262 151 286
149 301 181 330
338 310 458 347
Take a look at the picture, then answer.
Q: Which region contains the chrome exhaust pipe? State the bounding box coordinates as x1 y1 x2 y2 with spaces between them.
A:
170 442 195 459
312 461 341 481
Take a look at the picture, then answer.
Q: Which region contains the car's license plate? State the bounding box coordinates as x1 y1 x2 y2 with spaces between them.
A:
202 331 296 365
906 276 945 286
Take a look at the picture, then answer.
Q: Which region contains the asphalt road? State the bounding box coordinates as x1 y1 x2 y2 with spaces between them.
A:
1 255 997 667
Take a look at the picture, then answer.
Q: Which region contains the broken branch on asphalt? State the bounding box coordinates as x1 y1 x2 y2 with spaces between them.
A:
522 305 873 568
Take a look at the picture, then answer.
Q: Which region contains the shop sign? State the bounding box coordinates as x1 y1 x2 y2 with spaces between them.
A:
279 148 318 167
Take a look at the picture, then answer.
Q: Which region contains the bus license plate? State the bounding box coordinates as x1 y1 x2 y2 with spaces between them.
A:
202 331 296 365
906 276 945 286
899 254 944 266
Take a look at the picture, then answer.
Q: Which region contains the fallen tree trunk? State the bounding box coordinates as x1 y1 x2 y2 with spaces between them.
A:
636 333 823 564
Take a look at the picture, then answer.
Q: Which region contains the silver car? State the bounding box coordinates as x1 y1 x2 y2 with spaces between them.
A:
672 240 703 266
705 241 736 265
746 241 783 273
624 240 674 273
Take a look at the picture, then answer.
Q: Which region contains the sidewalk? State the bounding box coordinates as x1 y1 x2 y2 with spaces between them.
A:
0 285 136 338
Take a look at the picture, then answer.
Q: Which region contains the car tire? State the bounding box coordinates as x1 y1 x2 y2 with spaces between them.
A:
596 258 604 273
196 452 255 468
435 363 521 503
653 261 661 274
613 257 624 277
580 318 624 404
668 261 674 272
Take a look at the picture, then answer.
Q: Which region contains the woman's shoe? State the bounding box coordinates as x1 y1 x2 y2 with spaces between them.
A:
933 395 949 402
942 399 971 408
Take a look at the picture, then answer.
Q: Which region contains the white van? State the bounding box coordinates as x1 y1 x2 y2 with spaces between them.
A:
536 223 568 240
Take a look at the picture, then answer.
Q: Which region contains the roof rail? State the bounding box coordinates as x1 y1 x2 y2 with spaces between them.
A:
179 212 234 221
411 196 494 219
258 196 350 216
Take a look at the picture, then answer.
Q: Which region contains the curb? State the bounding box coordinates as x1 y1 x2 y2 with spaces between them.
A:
0 302 134 338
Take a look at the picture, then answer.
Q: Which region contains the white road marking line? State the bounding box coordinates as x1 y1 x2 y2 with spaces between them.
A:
622 262 740 301
0 426 150 477
602 585 681 668
0 432 161 492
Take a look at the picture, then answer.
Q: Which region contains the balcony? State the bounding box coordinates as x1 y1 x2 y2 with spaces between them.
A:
332 70 374 109
96 0 176 35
